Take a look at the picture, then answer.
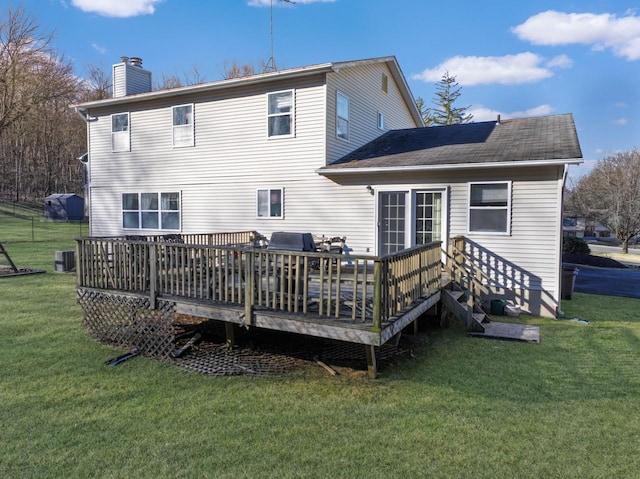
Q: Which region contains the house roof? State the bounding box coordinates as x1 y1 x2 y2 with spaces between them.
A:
318 113 583 175
72 56 424 126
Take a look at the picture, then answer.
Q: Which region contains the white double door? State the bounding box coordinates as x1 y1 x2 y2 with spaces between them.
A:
378 189 445 256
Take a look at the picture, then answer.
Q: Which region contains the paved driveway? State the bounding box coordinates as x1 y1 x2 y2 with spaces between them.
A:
570 264 640 299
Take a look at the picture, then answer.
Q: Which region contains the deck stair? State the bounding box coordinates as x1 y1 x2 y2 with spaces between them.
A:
441 283 489 333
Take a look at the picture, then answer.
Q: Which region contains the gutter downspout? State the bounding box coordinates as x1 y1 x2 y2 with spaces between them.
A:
74 107 93 233
557 164 569 317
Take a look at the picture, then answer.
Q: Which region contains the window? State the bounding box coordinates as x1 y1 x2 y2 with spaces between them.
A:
122 192 180 230
377 111 385 130
256 188 283 218
267 90 294 137
468 182 510 234
336 92 349 141
172 104 194 147
111 113 130 152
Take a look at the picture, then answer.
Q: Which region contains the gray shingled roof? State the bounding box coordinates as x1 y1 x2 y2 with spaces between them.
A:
320 114 582 172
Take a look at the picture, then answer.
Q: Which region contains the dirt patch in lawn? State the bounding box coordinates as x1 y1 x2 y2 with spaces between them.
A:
563 253 628 269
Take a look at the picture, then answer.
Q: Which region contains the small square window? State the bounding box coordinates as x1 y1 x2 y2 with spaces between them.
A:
468 182 510 234
257 188 283 218
377 111 385 130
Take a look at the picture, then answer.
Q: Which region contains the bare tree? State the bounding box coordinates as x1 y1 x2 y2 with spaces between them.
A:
183 64 206 86
570 149 640 253
82 63 112 100
0 6 78 135
221 60 256 79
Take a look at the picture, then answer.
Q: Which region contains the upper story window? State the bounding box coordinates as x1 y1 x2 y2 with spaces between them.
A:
377 111 385 130
468 182 511 234
256 188 283 218
111 113 130 152
336 92 350 141
267 90 294 137
382 74 388 93
122 192 180 230
172 104 194 147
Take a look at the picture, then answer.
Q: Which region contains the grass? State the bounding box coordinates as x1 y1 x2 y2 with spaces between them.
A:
2 211 640 478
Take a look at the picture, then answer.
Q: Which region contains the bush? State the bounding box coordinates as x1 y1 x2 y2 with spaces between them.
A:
563 236 591 254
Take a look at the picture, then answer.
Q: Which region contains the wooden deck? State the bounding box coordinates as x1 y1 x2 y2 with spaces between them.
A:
75 233 442 377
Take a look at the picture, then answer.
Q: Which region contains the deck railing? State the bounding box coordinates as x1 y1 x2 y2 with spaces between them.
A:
76 234 442 330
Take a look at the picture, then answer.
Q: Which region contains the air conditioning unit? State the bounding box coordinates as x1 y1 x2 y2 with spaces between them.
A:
54 250 75 272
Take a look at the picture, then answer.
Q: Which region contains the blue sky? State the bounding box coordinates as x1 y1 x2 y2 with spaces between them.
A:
5 0 640 179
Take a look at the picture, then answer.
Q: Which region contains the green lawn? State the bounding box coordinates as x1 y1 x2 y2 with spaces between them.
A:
2 211 640 478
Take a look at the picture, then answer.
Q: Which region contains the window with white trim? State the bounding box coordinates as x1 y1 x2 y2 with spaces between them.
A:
122 192 180 230
256 188 283 218
468 182 510 234
172 104 194 147
267 90 294 137
111 113 130 152
377 111 385 130
336 92 350 140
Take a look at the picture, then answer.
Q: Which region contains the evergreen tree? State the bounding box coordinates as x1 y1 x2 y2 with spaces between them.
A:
430 71 473 125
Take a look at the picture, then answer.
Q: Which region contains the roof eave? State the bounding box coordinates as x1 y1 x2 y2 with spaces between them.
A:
317 158 584 176
72 62 336 110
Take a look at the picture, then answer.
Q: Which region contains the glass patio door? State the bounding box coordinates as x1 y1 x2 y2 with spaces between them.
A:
379 191 406 255
378 190 444 255
415 191 442 245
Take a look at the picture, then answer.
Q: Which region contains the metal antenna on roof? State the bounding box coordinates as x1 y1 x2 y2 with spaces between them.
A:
264 0 296 73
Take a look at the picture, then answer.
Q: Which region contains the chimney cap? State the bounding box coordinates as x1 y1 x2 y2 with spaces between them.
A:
120 56 129 64
130 57 143 67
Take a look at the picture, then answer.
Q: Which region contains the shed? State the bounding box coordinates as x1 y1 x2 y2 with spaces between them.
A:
44 194 84 221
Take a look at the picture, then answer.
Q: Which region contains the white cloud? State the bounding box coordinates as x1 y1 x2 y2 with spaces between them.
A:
91 43 107 54
412 53 565 86
468 104 555 122
71 0 163 17
512 10 640 61
547 54 573 69
613 118 629 125
248 0 335 6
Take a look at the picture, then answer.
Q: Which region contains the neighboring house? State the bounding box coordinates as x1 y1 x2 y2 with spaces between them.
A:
73 55 582 320
562 215 615 240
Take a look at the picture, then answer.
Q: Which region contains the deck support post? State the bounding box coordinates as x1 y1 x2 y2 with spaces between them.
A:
149 246 157 309
244 251 254 327
365 345 377 379
372 261 383 332
225 323 236 348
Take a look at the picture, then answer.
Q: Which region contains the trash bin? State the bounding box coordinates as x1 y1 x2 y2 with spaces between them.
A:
490 299 506 315
562 265 579 300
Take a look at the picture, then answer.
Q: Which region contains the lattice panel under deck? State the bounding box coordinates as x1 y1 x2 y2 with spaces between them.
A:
78 289 176 359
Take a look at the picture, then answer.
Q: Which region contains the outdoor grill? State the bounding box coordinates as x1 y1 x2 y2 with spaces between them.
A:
267 232 317 252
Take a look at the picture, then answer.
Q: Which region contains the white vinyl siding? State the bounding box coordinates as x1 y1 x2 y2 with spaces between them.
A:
172 104 194 147
326 62 419 163
112 62 152 98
